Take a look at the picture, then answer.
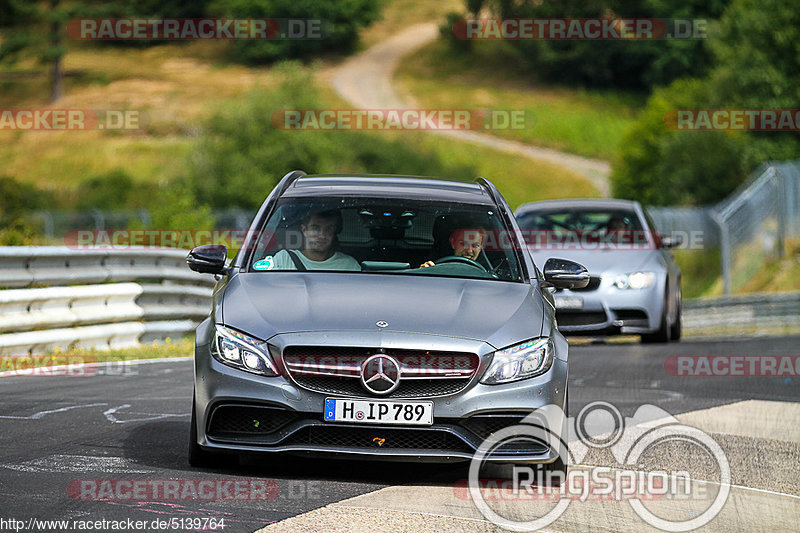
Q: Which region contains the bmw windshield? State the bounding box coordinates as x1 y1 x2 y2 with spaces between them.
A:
246 197 524 282
516 207 654 250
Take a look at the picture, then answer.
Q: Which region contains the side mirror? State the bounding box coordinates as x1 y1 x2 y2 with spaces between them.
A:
543 258 590 289
661 234 683 248
187 244 228 275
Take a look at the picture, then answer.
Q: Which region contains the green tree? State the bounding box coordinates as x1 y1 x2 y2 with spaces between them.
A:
0 1 213 101
465 0 728 90
611 79 748 205
209 0 383 64
611 0 800 205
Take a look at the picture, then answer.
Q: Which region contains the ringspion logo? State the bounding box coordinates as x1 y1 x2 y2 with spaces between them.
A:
467 402 730 531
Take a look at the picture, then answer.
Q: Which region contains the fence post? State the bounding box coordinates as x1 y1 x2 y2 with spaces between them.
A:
771 170 786 258
777 164 797 240
712 210 731 295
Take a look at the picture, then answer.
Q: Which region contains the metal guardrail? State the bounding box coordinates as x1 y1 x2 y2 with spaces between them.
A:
0 246 215 288
683 291 800 337
0 247 213 355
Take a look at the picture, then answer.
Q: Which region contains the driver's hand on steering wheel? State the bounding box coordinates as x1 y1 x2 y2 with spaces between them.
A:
419 260 435 268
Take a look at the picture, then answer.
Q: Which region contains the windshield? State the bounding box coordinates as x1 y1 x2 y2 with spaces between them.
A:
516 207 652 250
246 197 523 282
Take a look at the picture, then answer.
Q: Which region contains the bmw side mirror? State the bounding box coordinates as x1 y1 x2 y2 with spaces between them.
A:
542 258 590 290
187 244 228 275
661 235 683 248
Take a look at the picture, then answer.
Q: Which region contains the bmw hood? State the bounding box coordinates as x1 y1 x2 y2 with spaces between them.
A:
221 273 543 346
529 248 661 276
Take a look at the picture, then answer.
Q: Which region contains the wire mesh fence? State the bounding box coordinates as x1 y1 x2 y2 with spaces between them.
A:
648 160 800 295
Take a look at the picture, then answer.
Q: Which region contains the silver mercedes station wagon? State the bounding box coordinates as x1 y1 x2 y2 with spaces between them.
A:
186 172 588 471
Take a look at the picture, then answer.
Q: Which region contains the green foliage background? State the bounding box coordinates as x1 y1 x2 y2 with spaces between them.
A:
188 64 476 209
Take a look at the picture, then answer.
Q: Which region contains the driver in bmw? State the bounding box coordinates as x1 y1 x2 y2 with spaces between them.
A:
420 226 486 268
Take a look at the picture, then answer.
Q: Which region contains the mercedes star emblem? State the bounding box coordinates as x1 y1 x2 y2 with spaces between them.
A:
360 354 401 395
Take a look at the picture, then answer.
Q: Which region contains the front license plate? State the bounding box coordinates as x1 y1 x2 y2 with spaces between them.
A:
324 398 433 426
555 296 584 310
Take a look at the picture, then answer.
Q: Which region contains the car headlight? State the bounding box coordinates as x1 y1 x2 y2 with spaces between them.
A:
614 271 656 290
210 325 277 377
481 338 554 385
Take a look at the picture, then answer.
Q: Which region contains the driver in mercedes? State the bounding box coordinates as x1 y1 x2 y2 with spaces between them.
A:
420 226 486 268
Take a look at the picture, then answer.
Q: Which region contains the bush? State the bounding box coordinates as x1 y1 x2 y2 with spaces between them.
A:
0 176 50 245
188 63 476 209
147 180 215 232
75 169 135 210
0 175 52 216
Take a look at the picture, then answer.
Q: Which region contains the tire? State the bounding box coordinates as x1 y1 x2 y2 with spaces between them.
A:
546 386 568 484
188 393 221 468
642 289 671 344
669 283 682 341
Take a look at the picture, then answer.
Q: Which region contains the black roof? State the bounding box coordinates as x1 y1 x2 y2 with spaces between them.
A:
515 198 641 216
281 174 495 205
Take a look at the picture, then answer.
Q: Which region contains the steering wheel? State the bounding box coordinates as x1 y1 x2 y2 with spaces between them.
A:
435 255 488 272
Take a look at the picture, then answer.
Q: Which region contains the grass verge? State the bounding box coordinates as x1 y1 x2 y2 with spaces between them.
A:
395 40 644 160
0 338 193 378
48 336 194 361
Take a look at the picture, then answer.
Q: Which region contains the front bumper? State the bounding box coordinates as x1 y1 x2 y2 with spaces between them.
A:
553 279 664 335
192 322 569 463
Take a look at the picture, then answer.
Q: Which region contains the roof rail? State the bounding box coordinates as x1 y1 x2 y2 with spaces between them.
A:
274 169 306 197
475 177 501 207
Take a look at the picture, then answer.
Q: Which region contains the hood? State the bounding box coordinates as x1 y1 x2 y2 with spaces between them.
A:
529 248 659 276
221 272 542 346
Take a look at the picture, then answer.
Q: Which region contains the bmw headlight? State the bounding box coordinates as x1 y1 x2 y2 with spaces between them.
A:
210 325 277 377
614 271 655 290
481 338 554 385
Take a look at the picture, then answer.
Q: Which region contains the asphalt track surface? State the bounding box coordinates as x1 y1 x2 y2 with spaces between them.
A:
1 336 798 532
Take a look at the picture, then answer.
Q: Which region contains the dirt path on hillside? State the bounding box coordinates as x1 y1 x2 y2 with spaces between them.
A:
331 23 611 196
